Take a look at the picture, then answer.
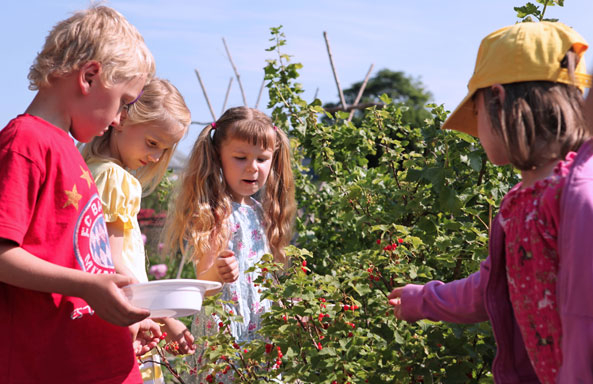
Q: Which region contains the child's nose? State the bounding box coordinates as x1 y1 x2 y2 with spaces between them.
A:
148 150 162 163
110 112 122 128
246 159 257 172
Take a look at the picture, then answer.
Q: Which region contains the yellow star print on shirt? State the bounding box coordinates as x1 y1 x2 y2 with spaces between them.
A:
80 166 93 188
63 184 82 210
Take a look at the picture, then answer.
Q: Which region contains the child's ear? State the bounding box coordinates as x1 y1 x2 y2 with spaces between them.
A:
118 108 129 127
490 84 505 105
78 61 102 95
112 121 125 132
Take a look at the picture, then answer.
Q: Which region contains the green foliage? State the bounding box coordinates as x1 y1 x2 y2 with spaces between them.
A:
188 26 520 383
514 0 564 22
141 169 176 212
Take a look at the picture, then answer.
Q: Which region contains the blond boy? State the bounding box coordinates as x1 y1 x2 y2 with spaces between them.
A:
0 6 160 382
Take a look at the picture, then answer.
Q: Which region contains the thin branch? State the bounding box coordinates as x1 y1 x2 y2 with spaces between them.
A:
222 37 248 107
347 63 374 122
323 31 347 110
221 77 234 115
255 76 266 109
194 69 217 121
540 0 550 21
175 249 189 279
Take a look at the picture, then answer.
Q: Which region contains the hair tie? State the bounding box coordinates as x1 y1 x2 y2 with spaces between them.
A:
128 90 144 107
211 122 216 129
273 125 278 131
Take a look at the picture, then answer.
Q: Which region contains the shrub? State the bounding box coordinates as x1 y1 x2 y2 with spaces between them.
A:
182 26 519 384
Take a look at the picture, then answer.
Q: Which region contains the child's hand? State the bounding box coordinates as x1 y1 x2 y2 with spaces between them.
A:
216 250 239 283
82 273 150 326
130 318 162 356
387 287 404 319
163 318 196 355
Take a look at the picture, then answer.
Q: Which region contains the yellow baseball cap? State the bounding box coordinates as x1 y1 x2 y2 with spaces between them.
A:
442 21 592 136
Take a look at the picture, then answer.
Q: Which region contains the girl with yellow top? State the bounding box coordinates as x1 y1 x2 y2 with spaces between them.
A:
80 77 192 383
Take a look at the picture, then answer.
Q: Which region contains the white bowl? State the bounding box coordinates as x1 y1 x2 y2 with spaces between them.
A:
123 279 222 318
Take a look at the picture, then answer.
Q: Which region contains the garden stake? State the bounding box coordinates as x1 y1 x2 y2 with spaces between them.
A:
194 68 217 121
323 31 347 111
222 37 249 107
347 63 374 122
255 76 266 109
221 76 234 116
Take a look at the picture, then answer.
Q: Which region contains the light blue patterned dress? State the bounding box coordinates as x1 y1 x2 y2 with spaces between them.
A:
184 198 271 383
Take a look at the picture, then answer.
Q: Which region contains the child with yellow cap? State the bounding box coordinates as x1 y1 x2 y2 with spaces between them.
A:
388 21 593 383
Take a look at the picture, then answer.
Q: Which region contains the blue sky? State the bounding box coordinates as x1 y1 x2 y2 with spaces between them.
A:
2 1 593 155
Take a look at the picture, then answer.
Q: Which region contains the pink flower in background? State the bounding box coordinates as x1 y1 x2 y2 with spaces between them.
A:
149 264 168 279
141 233 147 245
158 242 165 252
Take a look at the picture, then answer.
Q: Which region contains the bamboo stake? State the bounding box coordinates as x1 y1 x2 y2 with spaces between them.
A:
222 37 248 107
194 69 217 121
255 76 266 109
347 63 375 122
175 251 187 279
175 248 196 279
323 31 347 110
221 77 234 115
313 87 319 100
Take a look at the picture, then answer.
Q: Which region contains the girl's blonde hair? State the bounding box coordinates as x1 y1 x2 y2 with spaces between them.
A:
80 78 191 194
28 5 155 90
480 50 589 171
165 106 296 265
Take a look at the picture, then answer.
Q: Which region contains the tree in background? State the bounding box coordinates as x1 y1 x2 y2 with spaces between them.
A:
324 69 433 128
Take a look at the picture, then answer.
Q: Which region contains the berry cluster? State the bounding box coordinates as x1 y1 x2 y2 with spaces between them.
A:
265 343 283 368
378 237 404 251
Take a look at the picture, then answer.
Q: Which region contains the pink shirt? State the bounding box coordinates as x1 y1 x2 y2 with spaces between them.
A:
500 153 575 383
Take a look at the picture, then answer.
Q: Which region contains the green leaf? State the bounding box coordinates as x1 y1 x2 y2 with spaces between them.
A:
468 150 483 172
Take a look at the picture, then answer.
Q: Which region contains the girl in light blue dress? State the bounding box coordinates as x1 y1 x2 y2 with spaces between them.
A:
165 106 296 383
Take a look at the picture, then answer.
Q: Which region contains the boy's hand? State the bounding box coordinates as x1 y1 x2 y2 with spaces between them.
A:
82 273 150 326
163 318 196 355
387 287 404 319
130 318 162 356
216 250 239 283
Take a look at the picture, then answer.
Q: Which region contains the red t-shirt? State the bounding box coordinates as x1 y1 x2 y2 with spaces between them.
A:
0 114 142 383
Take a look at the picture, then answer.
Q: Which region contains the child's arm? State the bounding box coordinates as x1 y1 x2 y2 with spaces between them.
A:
387 256 491 324
556 136 593 382
0 239 150 326
106 221 138 281
160 317 196 355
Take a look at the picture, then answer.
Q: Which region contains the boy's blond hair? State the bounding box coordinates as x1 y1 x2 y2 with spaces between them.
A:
80 78 191 194
28 5 155 90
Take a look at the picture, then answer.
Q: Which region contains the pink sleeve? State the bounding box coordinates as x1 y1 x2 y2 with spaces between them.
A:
400 256 490 324
557 143 593 382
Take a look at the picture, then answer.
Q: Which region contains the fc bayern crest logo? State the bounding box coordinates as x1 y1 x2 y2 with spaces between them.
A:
73 194 114 274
